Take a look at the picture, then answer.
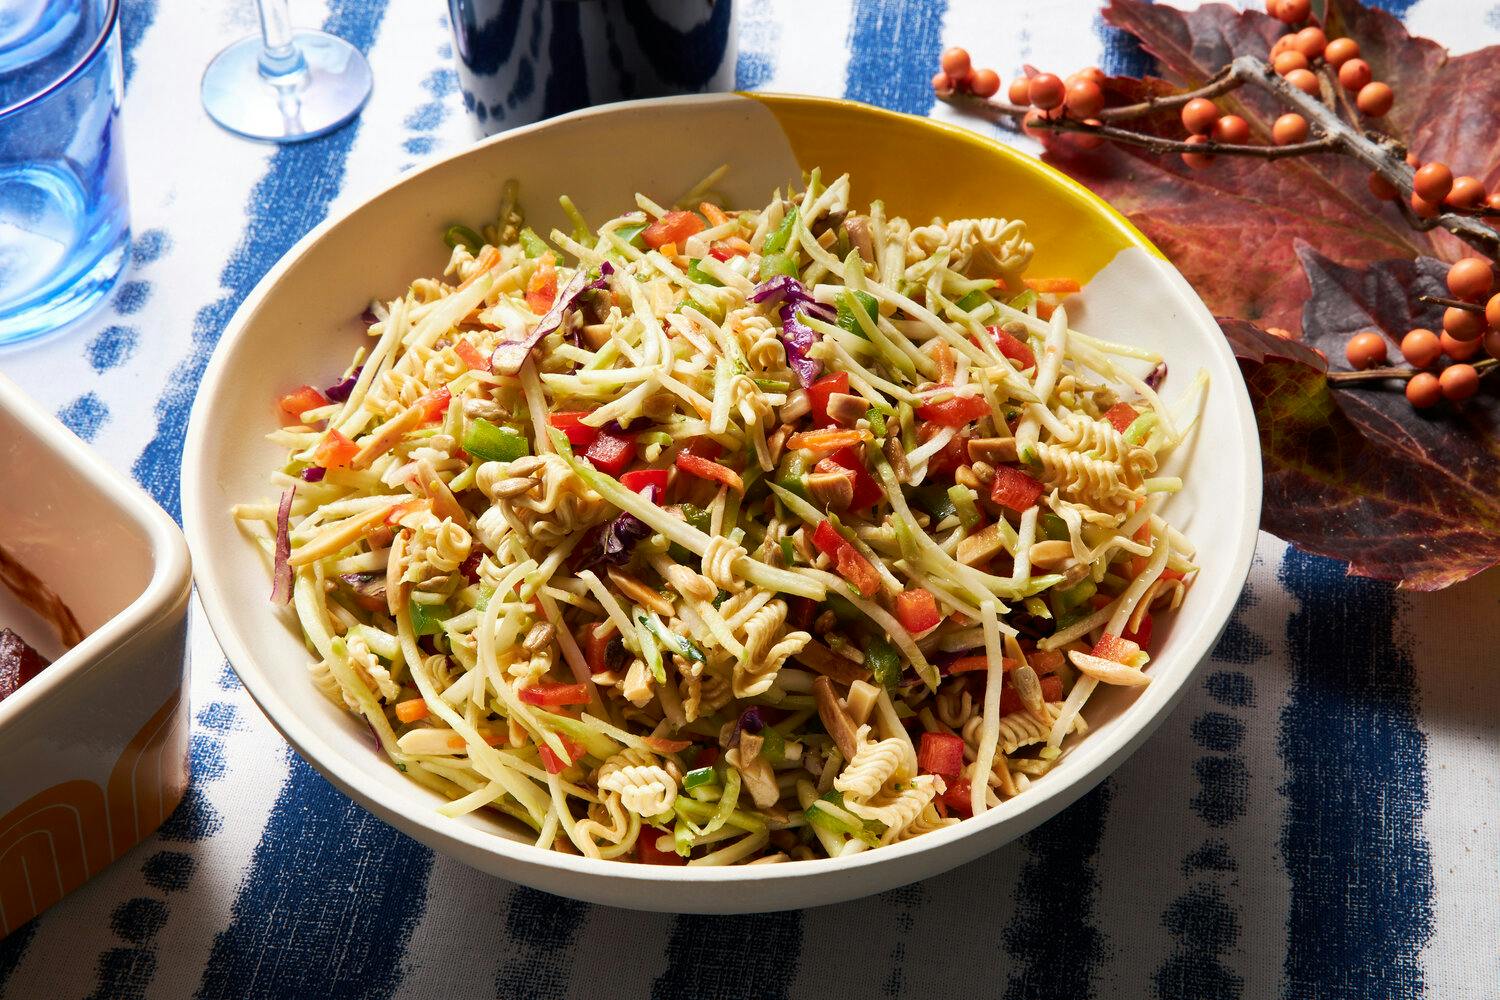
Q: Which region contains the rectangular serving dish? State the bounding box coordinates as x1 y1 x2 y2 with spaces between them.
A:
0 372 192 937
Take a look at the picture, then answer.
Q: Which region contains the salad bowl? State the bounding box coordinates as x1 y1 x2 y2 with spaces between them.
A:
182 93 1260 912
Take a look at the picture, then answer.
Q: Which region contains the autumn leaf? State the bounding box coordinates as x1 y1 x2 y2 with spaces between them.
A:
1225 244 1500 590
1041 0 1500 332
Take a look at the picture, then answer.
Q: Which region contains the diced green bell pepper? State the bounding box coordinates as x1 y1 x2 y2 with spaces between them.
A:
463 417 530 462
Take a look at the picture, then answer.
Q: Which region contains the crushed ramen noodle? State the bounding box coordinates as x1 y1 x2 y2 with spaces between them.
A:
236 170 1206 864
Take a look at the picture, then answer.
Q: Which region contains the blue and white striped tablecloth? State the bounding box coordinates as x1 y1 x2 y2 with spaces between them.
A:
2 1 1496 997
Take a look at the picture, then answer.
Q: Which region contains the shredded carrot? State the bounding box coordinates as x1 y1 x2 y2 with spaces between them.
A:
947 655 1019 675
1024 277 1081 294
457 245 501 290
785 428 867 454
394 698 429 723
699 202 730 227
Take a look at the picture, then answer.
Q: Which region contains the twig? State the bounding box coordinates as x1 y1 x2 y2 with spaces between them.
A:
1418 294 1484 313
1326 357 1497 383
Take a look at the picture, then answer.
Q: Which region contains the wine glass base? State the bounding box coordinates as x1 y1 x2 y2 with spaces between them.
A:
200 30 372 143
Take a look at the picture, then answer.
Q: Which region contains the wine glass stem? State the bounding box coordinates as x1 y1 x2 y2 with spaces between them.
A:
255 0 307 79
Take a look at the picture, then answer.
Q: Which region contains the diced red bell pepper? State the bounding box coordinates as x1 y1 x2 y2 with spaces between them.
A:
1028 649 1065 675
1103 403 1139 433
811 520 880 597
788 598 817 630
549 411 600 448
642 210 704 250
675 451 743 492
986 325 1037 370
825 447 883 511
942 778 974 818
806 372 849 428
582 623 616 675
525 256 557 314
1091 632 1141 664
619 468 669 497
893 588 943 635
708 237 753 260
990 466 1044 512
452 339 491 372
924 429 970 478
584 431 637 477
638 827 687 865
312 429 359 468
691 745 720 769
278 384 329 418
417 386 451 423
683 437 723 460
1122 612 1153 649
999 674 1063 716
538 735 586 774
916 392 991 428
518 682 590 707
918 731 966 780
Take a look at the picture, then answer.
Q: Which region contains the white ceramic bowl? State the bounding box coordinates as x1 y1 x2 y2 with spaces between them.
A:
182 93 1260 913
0 373 192 935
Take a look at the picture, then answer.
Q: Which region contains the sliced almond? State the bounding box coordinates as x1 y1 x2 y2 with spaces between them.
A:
606 567 675 617
805 470 854 510
793 638 868 685
957 522 1005 567
1068 650 1151 686
825 392 869 427
813 675 860 761
968 437 1018 464
1028 539 1074 571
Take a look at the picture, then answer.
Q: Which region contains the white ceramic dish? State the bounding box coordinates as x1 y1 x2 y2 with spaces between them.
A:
0 372 192 936
181 93 1260 913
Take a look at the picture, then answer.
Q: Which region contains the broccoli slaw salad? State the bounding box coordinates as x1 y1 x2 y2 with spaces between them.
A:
234 168 1207 866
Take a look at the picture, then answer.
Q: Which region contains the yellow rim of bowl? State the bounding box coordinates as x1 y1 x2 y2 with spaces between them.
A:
741 91 1166 283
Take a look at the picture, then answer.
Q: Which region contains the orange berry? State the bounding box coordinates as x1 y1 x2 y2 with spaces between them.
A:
1406 151 1421 168
1400 328 1442 368
1212 114 1250 144
1445 176 1486 210
1405 372 1441 408
941 47 972 80
1439 363 1480 402
1182 135 1214 169
1008 76 1031 105
931 71 954 94
1274 50 1310 75
1273 0 1310 24
1074 119 1106 150
1357 81 1394 117
1270 35 1295 58
1065 79 1105 118
1337 59 1372 91
1410 192 1440 219
1181 98 1220 135
1022 109 1050 138
1272 113 1309 145
1448 258 1494 301
1488 192 1500 212
1488 292 1500 330
1414 162 1453 204
1284 68 1320 96
1293 27 1327 59
1484 329 1500 361
1071 66 1106 86
1345 331 1388 369
969 68 1000 98
1442 330 1481 361
1028 73 1066 110
1323 37 1360 67
1444 306 1484 341
1368 172 1399 200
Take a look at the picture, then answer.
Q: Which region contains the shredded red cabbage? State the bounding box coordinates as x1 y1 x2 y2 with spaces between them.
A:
324 366 362 402
1146 362 1168 391
300 466 326 483
577 484 658 569
271 486 295 604
750 276 833 387
339 572 386 600
491 261 614 375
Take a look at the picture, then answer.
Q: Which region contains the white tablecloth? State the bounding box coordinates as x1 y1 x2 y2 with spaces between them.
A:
1 1 1496 997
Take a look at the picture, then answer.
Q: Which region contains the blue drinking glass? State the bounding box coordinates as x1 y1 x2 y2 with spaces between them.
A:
200 0 373 143
0 0 130 346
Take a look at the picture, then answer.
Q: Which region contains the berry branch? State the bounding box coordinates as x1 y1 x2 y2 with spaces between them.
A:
932 0 1500 410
